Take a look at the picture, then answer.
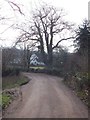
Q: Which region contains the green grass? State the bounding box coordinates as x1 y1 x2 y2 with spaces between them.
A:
2 75 30 109
0 94 2 107
2 75 30 90
0 93 11 109
30 66 45 70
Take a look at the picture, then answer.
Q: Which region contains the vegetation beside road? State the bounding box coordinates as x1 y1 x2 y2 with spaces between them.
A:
1 74 30 109
2 93 11 109
64 72 88 107
30 66 45 70
1 1 89 113
2 75 30 90
0 93 11 109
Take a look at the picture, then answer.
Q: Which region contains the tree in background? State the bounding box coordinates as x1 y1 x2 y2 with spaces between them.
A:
74 20 90 72
74 20 90 55
16 4 75 67
2 47 25 76
53 46 68 71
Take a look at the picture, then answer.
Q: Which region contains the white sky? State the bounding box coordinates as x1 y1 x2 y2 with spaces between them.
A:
0 0 89 52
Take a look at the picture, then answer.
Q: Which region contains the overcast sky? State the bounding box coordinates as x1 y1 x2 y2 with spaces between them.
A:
0 0 89 52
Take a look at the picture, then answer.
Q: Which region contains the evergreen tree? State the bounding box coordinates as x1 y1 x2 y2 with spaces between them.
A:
74 20 90 56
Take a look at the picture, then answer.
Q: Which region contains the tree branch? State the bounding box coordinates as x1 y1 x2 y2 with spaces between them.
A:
7 0 24 15
52 37 75 49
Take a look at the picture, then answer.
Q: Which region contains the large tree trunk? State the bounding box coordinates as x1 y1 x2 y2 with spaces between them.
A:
47 46 53 67
40 40 46 64
27 49 30 72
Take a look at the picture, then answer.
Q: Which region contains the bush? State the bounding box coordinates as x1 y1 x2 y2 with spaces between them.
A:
63 72 88 106
44 68 64 77
2 69 13 77
64 72 88 91
29 66 64 77
2 68 20 77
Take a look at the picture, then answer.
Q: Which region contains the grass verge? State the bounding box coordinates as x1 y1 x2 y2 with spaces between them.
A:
0 94 2 108
30 66 45 70
1 75 30 109
2 93 11 109
0 93 11 109
2 75 30 90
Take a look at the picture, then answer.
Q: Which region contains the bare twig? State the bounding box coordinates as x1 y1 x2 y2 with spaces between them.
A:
6 0 24 15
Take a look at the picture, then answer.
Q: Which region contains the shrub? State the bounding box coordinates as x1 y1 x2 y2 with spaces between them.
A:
2 67 22 77
44 68 64 77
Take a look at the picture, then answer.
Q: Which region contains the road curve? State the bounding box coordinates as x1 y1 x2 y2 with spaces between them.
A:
4 73 88 118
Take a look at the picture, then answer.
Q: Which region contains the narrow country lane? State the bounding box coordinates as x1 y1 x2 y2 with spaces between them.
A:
3 73 88 118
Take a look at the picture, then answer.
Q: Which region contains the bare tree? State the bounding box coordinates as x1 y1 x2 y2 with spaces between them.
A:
16 4 75 66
